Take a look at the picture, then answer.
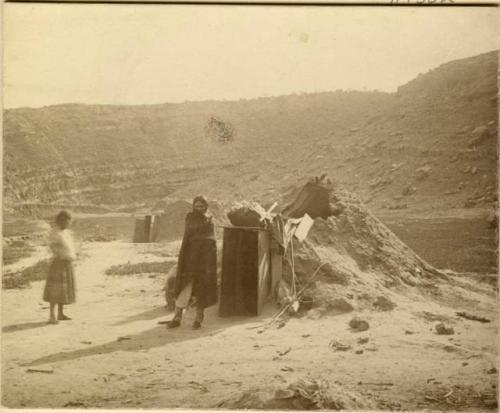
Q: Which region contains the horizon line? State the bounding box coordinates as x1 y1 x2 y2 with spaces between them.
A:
4 88 394 111
4 49 498 111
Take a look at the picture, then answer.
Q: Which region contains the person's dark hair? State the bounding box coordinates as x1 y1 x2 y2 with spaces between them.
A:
193 195 208 208
55 210 72 225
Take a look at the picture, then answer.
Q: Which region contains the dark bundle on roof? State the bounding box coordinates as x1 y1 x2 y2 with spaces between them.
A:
227 202 268 228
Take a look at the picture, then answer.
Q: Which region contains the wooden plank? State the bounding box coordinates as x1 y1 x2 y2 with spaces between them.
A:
144 215 153 242
257 231 271 315
219 225 264 231
132 218 146 243
270 240 283 299
151 215 160 242
219 228 236 317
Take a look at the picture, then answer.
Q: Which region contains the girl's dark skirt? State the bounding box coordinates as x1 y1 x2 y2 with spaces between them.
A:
43 258 76 304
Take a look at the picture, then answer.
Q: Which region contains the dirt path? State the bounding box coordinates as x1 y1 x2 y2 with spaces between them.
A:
2 241 498 410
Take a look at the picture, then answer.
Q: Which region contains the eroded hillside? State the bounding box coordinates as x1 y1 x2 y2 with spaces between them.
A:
3 51 498 216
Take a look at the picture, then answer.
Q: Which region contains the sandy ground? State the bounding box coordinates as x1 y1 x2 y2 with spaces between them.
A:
1 240 498 410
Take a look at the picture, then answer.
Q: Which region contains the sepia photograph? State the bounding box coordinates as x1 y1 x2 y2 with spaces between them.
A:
2 3 499 410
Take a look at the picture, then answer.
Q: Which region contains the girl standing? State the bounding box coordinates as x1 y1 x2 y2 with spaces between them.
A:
43 210 77 324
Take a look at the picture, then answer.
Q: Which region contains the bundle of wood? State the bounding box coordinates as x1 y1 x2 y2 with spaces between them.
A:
227 201 276 228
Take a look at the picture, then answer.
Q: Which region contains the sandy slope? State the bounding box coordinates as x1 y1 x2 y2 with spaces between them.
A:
1 240 498 410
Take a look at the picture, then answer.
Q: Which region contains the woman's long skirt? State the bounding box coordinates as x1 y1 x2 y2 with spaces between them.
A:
43 258 76 304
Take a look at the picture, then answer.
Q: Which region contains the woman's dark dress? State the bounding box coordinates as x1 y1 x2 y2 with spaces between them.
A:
174 212 218 309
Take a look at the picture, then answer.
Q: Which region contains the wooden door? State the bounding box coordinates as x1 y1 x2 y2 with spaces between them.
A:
219 227 258 316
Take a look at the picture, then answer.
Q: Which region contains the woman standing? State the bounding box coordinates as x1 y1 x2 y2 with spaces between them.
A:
43 210 77 324
167 196 218 330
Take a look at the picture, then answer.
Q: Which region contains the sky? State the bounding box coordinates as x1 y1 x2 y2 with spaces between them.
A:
3 4 499 108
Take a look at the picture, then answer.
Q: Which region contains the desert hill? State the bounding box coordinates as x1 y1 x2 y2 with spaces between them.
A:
3 51 498 216
1 52 498 410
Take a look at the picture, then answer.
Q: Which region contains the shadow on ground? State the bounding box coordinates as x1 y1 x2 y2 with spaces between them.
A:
24 305 274 367
3 321 49 333
113 306 170 326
